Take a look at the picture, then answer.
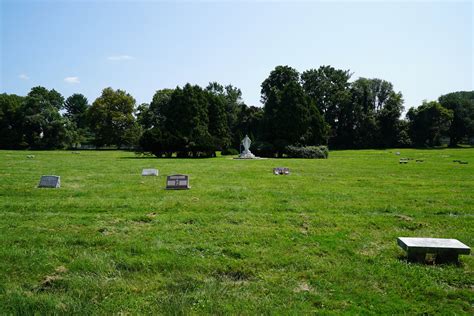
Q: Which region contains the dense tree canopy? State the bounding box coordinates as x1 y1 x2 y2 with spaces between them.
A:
0 93 25 149
261 67 327 156
1 66 472 153
21 87 73 149
301 65 351 128
407 101 453 147
88 88 141 148
438 91 474 146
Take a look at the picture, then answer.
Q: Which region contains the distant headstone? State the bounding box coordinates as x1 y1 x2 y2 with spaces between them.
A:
397 237 470 263
459 161 468 164
142 168 158 176
26 155 35 159
71 151 80 154
395 152 400 156
415 159 424 163
453 160 461 163
273 167 290 175
38 175 60 188
399 158 408 164
166 174 190 190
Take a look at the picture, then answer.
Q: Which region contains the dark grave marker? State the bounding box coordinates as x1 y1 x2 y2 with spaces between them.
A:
38 175 60 188
415 159 424 163
399 159 408 164
453 160 461 163
273 167 290 175
166 174 190 190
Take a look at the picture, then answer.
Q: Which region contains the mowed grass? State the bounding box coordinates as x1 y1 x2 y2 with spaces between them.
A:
0 149 473 314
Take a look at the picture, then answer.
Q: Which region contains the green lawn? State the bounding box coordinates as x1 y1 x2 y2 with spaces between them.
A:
0 149 473 314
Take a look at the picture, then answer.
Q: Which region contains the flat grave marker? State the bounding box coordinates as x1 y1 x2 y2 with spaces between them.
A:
38 175 60 188
397 237 470 263
273 167 290 175
142 169 158 176
26 155 35 159
399 158 408 164
166 174 190 190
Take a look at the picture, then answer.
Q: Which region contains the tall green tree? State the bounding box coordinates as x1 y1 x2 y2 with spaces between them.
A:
206 82 245 149
21 86 71 149
64 93 92 147
261 65 300 104
261 66 327 156
162 84 213 156
438 91 474 146
207 92 231 149
64 94 89 129
301 65 352 128
0 93 25 149
347 78 404 148
88 87 140 148
407 101 453 147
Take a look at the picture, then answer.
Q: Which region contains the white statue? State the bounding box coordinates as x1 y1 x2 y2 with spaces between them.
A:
239 134 256 159
242 135 251 154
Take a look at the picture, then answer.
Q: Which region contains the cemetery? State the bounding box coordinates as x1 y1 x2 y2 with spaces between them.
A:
0 148 472 314
1 1 473 314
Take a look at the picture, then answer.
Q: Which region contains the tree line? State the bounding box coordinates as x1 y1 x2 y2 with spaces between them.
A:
1 65 473 156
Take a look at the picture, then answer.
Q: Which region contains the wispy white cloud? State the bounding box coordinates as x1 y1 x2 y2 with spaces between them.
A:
18 74 30 80
64 76 80 84
107 55 134 61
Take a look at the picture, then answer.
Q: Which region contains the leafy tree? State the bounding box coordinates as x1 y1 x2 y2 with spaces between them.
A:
64 93 92 147
326 77 405 149
64 94 89 129
407 101 453 147
261 65 300 104
0 93 25 149
88 87 139 148
261 66 327 156
21 86 70 149
301 65 352 127
234 105 264 147
347 78 404 148
168 84 214 156
438 91 474 146
206 82 245 149
144 89 175 129
207 92 231 149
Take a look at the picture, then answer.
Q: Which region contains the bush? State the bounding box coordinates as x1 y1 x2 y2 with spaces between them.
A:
252 141 276 157
221 148 239 156
285 145 329 159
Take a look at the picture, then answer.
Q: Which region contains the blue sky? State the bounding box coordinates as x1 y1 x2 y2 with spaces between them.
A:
1 0 472 112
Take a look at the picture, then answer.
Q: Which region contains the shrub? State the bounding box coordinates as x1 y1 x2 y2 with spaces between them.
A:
285 145 329 159
252 141 276 157
221 148 239 156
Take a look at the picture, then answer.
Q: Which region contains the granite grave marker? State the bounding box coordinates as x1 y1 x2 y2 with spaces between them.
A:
38 175 60 188
166 174 190 190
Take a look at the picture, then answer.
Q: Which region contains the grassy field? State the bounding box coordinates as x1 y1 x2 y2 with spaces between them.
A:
0 149 473 314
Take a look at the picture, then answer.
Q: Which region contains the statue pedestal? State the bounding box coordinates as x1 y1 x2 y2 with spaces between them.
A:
238 152 256 159
234 150 259 159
